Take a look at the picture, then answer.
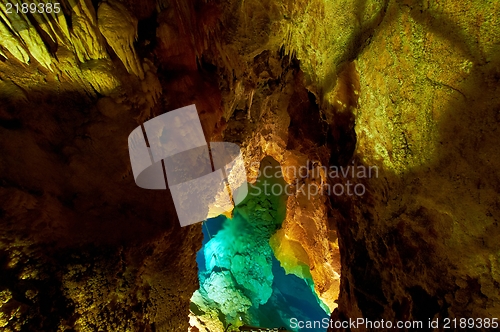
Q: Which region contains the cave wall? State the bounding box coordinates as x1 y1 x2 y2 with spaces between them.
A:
199 0 500 327
328 0 500 329
1 0 343 327
1 0 499 330
0 0 209 330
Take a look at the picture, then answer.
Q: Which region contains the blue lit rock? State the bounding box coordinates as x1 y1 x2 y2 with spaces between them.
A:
191 157 329 330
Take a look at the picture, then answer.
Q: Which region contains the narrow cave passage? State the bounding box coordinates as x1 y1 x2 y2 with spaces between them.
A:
189 157 330 331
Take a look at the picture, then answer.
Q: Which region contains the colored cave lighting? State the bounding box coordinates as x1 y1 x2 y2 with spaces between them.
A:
190 157 330 331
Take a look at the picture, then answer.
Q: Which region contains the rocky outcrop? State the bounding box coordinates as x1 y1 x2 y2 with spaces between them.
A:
0 0 201 330
328 0 500 329
1 0 499 330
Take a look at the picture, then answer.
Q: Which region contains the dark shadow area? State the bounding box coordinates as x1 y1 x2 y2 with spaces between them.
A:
0 84 202 330
0 88 182 246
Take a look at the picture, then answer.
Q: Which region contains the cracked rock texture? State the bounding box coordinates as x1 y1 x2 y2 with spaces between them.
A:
1 0 499 331
328 0 500 329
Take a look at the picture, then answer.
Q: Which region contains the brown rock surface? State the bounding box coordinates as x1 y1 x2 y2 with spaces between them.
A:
0 0 205 330
328 0 500 329
1 0 499 330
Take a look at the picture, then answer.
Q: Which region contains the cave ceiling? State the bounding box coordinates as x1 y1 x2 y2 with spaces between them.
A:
0 0 499 331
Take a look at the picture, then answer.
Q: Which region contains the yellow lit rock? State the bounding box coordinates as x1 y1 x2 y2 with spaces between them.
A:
97 0 144 79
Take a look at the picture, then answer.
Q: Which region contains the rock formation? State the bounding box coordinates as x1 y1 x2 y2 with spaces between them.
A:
0 0 498 331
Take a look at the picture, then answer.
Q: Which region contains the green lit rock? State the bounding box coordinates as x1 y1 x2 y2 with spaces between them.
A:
191 157 329 331
203 215 275 307
204 271 253 319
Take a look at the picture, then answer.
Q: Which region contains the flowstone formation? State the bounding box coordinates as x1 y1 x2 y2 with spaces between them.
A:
190 157 330 331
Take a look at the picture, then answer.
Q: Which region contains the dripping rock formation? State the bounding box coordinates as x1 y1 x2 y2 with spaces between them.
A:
0 0 499 331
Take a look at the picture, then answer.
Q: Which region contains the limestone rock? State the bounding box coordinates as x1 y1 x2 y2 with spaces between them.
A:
98 0 145 79
1 0 498 330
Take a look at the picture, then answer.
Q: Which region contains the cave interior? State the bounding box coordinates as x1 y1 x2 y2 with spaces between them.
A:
0 0 499 331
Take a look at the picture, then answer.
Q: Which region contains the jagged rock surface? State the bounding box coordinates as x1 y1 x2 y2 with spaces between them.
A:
1 0 499 331
328 1 500 329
